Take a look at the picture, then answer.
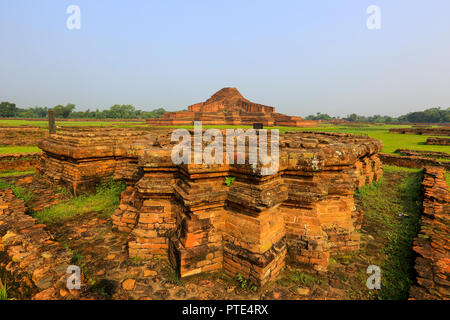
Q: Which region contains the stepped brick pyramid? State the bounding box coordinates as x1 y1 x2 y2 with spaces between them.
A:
146 88 317 127
38 127 382 285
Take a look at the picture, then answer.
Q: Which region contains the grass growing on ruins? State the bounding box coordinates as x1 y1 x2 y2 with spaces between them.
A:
0 180 34 202
0 279 8 300
0 170 35 177
355 166 422 300
33 178 126 224
0 146 41 154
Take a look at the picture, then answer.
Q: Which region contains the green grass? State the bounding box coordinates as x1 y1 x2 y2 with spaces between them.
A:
0 169 35 177
355 166 423 300
0 181 35 202
158 124 450 156
33 178 126 223
0 146 41 154
0 280 7 300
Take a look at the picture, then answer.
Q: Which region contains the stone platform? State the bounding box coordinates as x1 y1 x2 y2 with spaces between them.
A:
37 127 382 285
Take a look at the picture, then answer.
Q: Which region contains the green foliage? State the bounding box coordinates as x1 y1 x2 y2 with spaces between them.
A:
224 176 236 187
0 279 8 300
33 178 126 223
236 273 258 292
0 181 34 202
355 167 422 300
0 102 18 117
52 103 76 118
304 107 450 123
0 170 35 177
0 146 41 154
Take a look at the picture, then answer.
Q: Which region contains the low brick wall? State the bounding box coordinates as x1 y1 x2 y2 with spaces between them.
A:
0 190 79 299
379 153 450 170
409 167 450 300
0 127 47 146
389 127 450 136
395 149 450 160
426 137 450 146
0 152 42 173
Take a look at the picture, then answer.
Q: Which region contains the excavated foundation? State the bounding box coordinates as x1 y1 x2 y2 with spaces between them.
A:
38 127 382 285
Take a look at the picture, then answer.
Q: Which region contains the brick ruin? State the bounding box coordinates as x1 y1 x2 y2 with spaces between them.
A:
36 127 150 193
0 127 47 146
379 153 450 171
389 127 450 136
0 153 41 173
409 167 449 300
426 137 450 146
146 88 318 127
37 127 383 285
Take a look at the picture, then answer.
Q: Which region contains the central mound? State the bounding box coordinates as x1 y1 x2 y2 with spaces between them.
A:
204 87 248 107
146 87 317 127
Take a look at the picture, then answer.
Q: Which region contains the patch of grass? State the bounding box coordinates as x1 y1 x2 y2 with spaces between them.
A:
0 169 35 177
355 167 422 300
0 279 8 300
0 146 41 154
33 178 126 223
276 268 322 289
162 124 450 156
224 176 236 187
236 273 258 292
0 180 34 202
163 260 184 286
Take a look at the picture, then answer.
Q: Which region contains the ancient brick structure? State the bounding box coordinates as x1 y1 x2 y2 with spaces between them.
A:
0 190 76 300
379 153 450 171
110 131 382 285
37 127 150 193
409 167 449 300
0 127 47 146
146 88 318 127
389 127 450 136
0 153 42 173
426 137 450 146
395 149 450 160
37 127 382 285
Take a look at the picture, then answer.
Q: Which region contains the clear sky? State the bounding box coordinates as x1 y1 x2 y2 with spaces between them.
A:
1 0 450 117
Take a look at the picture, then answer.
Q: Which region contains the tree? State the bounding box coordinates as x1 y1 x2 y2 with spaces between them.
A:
52 103 75 118
0 102 18 117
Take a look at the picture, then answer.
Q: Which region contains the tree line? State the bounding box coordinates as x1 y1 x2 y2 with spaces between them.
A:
0 102 166 119
1 101 449 123
305 107 450 123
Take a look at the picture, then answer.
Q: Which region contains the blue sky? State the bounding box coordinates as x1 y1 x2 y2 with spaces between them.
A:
1 0 449 117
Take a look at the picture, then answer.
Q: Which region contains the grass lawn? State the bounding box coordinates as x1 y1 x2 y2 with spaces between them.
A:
158 123 450 155
0 146 41 154
354 166 423 299
0 119 448 157
0 169 35 177
33 179 126 223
